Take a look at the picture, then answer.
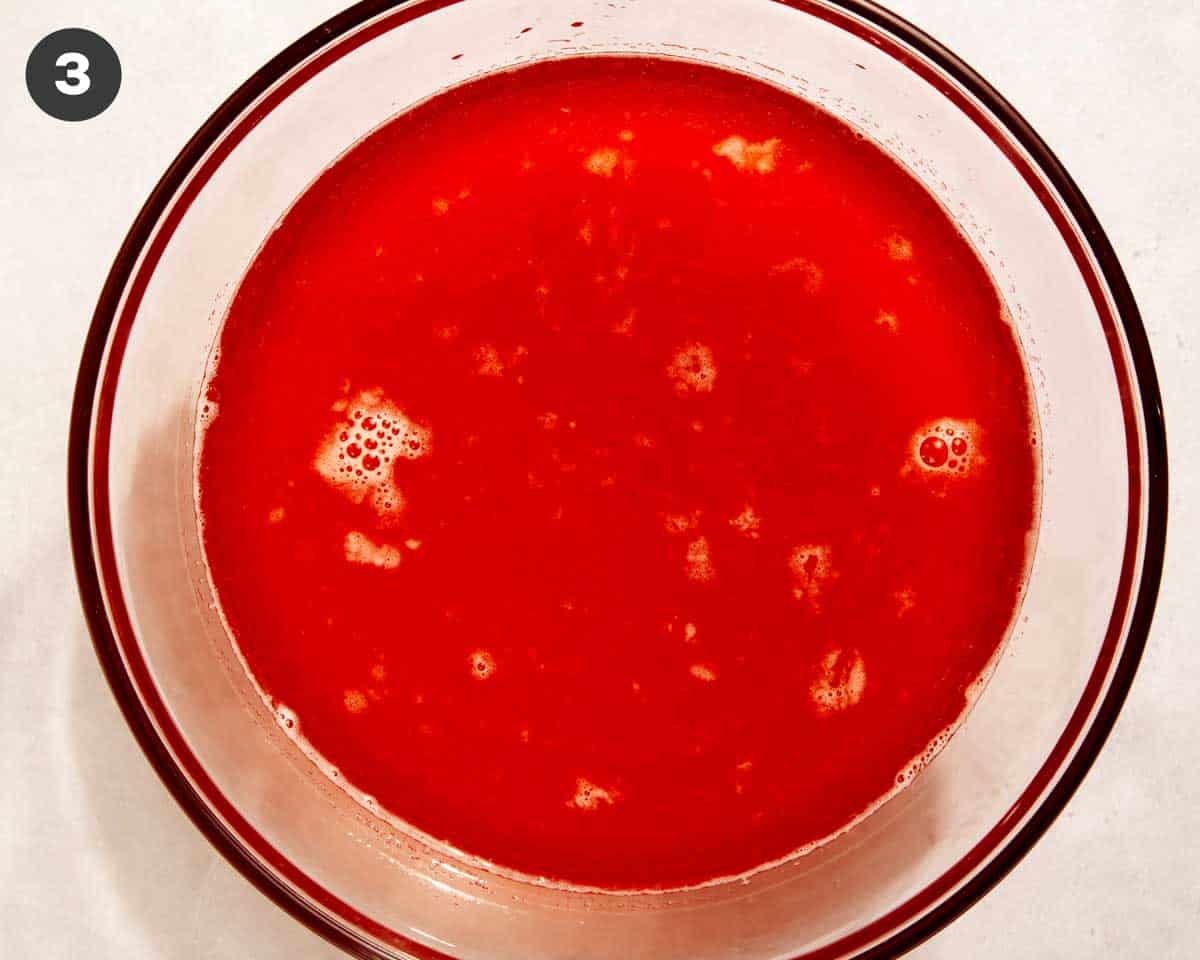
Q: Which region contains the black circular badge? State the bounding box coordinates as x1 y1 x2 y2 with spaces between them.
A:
26 28 121 122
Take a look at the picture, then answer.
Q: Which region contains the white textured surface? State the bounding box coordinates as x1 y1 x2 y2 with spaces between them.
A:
0 1 1195 957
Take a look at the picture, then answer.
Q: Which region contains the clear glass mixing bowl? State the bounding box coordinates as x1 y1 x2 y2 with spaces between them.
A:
69 1 1167 957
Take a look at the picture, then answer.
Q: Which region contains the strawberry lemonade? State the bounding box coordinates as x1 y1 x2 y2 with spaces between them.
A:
197 56 1038 890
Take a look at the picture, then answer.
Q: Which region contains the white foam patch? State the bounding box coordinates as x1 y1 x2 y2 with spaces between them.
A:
344 530 402 570
810 648 866 713
884 233 914 261
689 663 717 682
568 777 617 810
875 310 899 332
770 256 824 292
313 388 431 524
667 342 717 395
730 504 761 539
475 344 505 376
713 135 781 173
432 186 471 216
584 147 633 178
789 543 835 608
686 536 715 582
663 511 700 535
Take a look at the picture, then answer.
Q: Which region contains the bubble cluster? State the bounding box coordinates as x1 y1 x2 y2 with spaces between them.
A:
884 233 914 261
469 649 496 680
584 146 632 178
894 726 954 786
685 536 715 583
475 343 505 376
729 504 761 539
893 587 917 618
911 419 979 477
198 398 219 428
789 544 835 607
568 777 617 810
344 530 402 570
689 663 717 682
431 186 471 216
313 388 431 523
712 134 781 173
664 511 700 535
275 704 299 734
874 310 899 333
810 648 867 714
770 256 824 293
344 689 369 714
667 342 717 395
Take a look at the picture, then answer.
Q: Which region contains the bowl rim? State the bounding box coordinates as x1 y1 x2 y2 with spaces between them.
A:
67 1 1168 958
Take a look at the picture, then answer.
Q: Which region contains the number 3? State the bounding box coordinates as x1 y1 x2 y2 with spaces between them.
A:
55 51 91 95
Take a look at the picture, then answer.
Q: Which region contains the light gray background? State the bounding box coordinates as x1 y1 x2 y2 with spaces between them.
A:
1 1 1195 957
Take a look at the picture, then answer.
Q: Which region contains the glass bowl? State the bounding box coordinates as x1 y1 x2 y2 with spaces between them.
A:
68 1 1167 957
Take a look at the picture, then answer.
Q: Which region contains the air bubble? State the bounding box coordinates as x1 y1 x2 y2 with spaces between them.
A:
919 436 949 468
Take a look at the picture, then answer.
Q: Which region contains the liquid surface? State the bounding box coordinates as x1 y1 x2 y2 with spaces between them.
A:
198 56 1037 890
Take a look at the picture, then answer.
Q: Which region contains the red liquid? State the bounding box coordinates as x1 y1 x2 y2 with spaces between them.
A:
198 56 1037 890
